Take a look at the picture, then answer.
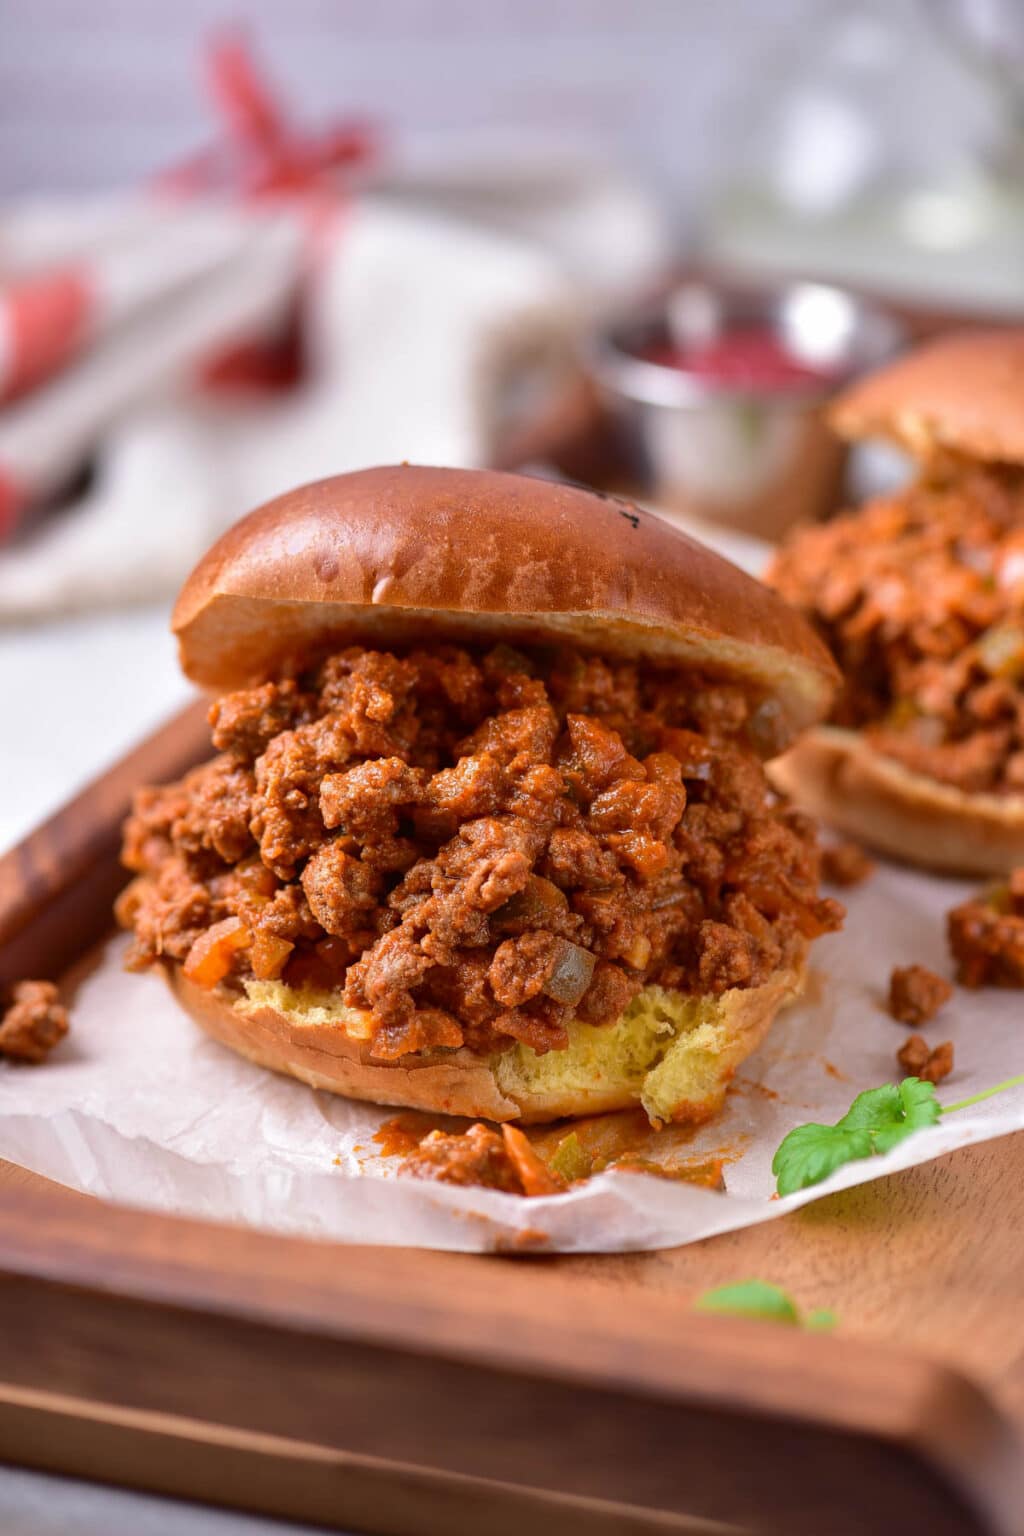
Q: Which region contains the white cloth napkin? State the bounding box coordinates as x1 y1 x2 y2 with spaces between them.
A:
0 168 668 619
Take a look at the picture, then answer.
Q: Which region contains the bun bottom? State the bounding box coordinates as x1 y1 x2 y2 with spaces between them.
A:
770 725 1024 876
168 959 806 1126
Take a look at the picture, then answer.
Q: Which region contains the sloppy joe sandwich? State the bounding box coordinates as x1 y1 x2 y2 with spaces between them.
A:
770 329 1024 875
117 465 841 1126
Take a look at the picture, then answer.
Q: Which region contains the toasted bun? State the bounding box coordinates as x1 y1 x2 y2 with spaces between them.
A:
172 465 837 752
169 959 805 1126
770 726 1024 876
831 328 1024 465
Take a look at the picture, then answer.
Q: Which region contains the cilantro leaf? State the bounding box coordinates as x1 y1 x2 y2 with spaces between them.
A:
875 1078 941 1149
772 1077 940 1197
695 1280 799 1324
695 1279 836 1331
838 1081 904 1131
771 1122 873 1197
771 1071 1024 1200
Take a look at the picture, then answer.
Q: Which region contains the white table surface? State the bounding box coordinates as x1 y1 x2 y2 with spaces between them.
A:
2 1465 331 1536
0 605 192 855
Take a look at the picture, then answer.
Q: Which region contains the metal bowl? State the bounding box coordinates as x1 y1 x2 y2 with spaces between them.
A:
586 279 903 541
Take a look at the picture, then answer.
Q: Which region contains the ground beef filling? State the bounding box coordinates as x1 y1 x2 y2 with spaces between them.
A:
770 461 1024 794
118 643 841 1060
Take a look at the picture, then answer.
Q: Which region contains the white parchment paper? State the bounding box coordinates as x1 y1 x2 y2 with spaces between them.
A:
1 861 1022 1252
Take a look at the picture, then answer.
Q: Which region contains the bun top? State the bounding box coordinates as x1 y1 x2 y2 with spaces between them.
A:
172 465 838 749
831 328 1024 464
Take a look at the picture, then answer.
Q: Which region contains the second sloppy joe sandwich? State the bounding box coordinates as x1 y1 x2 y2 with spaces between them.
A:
770 329 1024 874
117 465 841 1126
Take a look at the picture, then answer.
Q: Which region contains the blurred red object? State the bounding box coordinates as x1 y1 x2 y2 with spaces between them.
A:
156 31 377 203
0 269 94 406
162 30 377 398
0 30 377 542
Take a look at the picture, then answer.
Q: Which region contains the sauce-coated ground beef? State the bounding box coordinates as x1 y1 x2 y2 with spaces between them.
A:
947 868 1024 987
887 964 952 1027
118 642 841 1059
897 1034 953 1085
399 1122 564 1195
0 981 69 1063
770 462 1024 793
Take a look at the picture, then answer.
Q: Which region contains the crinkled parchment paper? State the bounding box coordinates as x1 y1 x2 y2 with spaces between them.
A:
1 861 1022 1252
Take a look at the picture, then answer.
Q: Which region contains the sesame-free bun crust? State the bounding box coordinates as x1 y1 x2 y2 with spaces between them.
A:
171 967 523 1122
770 726 1024 876
831 328 1024 465
168 959 805 1126
173 465 837 752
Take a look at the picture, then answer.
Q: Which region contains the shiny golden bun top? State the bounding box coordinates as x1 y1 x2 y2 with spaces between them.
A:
173 465 838 749
831 328 1024 464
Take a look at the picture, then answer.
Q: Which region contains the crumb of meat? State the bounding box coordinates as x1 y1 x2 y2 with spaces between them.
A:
0 981 69 1063
948 877 1024 986
888 964 953 1026
397 1121 565 1196
400 1123 521 1190
897 1033 954 1085
769 462 1024 794
821 840 876 888
396 1123 519 1193
118 642 841 1059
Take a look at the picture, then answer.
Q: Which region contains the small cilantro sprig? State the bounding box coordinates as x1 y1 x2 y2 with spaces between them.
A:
695 1279 835 1331
773 1073 1024 1197
773 1078 939 1196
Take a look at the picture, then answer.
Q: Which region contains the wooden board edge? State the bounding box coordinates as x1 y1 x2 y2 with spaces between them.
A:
0 1178 1020 1535
0 1383 736 1536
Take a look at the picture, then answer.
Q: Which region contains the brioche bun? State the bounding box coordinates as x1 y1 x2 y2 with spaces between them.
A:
161 465 831 1122
770 726 1024 877
173 465 838 753
830 328 1024 465
170 959 805 1126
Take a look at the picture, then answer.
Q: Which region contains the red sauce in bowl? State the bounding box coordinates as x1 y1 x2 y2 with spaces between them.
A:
638 326 839 394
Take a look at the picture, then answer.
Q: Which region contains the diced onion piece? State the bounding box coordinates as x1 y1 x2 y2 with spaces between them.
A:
183 917 250 988
238 860 278 898
548 1131 593 1184
249 930 295 980
495 875 569 931
997 546 1024 589
623 934 652 970
746 698 785 757
542 939 596 1006
977 623 1024 679
501 1124 566 1196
